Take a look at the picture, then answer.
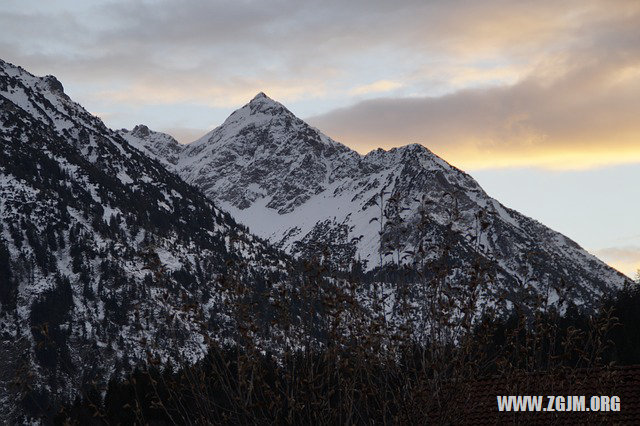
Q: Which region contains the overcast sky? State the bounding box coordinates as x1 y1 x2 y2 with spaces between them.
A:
1 0 638 277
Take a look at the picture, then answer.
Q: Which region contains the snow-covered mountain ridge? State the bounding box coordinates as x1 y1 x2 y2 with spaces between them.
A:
0 60 293 421
121 92 631 308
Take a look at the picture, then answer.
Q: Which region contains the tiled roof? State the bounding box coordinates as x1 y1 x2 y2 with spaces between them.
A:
432 365 640 424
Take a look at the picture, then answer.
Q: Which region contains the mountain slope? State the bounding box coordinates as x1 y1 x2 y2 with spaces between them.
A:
119 124 182 167
2 59 631 420
122 93 631 310
0 60 290 420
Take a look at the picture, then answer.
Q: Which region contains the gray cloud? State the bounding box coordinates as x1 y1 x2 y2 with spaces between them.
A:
308 3 640 168
1 0 639 169
2 0 615 90
309 64 640 156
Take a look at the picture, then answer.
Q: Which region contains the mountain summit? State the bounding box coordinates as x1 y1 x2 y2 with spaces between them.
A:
249 91 280 107
122 93 630 309
168 93 358 214
211 91 305 138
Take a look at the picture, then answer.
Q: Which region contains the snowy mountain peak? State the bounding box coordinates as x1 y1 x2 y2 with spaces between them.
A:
1 60 65 99
118 92 628 303
118 125 182 166
248 91 280 109
160 93 359 214
190 92 299 146
131 124 151 138
40 75 67 97
238 91 297 121
251 91 269 101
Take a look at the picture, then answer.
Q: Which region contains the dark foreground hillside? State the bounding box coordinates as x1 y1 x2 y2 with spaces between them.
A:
56 284 640 425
